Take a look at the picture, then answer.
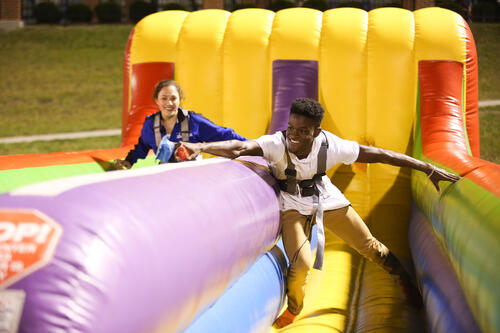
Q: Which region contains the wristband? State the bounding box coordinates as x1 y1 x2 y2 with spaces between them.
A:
427 165 435 178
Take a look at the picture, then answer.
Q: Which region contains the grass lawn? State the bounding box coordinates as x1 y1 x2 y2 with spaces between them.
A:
0 23 498 163
0 25 131 137
479 106 500 163
0 135 122 155
471 23 500 101
470 23 500 163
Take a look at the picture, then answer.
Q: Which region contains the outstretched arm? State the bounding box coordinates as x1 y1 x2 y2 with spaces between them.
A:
178 140 263 160
356 145 460 192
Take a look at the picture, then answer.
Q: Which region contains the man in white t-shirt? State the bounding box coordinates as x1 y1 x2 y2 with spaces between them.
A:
180 98 459 328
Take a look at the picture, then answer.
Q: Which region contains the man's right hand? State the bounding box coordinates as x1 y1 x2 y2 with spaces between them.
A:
114 159 132 169
176 142 202 161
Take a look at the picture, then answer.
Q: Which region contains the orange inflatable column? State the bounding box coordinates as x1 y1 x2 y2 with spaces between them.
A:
464 21 479 157
419 61 470 162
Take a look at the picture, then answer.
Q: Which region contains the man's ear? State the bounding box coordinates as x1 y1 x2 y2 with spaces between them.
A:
313 127 322 137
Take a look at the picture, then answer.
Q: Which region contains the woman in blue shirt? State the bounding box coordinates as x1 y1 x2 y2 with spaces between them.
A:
115 80 246 169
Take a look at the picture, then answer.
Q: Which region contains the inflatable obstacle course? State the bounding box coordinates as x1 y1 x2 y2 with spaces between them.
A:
0 7 498 333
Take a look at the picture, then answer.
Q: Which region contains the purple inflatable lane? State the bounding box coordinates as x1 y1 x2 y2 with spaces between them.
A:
269 60 319 134
1 158 280 333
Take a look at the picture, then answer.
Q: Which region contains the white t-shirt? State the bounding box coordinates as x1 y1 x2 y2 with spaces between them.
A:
256 131 360 215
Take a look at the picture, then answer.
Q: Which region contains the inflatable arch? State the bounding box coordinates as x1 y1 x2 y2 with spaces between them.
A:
0 7 498 333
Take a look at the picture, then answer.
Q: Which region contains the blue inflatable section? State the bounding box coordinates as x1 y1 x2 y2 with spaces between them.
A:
185 226 319 332
185 246 287 332
409 204 480 333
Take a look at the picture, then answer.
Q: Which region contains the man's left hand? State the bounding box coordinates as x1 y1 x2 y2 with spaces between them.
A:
428 165 460 193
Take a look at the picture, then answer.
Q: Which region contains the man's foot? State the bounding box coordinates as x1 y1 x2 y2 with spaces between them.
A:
396 273 423 309
383 252 423 309
274 308 297 328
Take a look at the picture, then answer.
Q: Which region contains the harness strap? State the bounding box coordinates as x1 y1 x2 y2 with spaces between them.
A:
283 131 298 194
280 131 328 196
280 130 329 270
312 132 328 270
153 113 162 148
180 109 190 142
312 198 325 270
317 134 327 177
153 110 191 149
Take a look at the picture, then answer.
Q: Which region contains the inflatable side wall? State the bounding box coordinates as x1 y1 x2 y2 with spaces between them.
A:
411 60 500 333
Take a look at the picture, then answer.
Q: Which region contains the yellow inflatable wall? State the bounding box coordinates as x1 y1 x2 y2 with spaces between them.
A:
126 7 472 331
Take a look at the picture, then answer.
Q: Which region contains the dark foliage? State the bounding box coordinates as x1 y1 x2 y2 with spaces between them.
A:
233 2 258 10
268 0 295 11
162 2 187 10
335 1 364 9
129 1 155 23
34 2 62 23
67 3 93 23
302 0 330 11
95 1 122 23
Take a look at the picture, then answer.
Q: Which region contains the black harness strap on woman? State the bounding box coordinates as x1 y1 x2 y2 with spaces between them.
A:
153 109 190 147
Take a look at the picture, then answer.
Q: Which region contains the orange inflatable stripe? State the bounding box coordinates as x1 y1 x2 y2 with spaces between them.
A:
468 164 500 193
464 19 480 157
425 149 500 194
122 62 175 146
0 146 131 171
419 60 500 197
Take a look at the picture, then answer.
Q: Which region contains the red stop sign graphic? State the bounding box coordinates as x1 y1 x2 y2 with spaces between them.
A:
0 209 62 288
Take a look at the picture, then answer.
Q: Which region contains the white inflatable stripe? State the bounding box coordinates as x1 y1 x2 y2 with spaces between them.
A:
10 158 229 197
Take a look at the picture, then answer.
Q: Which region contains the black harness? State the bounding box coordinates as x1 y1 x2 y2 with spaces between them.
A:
277 130 329 197
153 109 190 147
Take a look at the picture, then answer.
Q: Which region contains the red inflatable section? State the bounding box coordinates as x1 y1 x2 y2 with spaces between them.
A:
419 60 500 196
420 61 470 157
0 147 131 170
122 62 175 146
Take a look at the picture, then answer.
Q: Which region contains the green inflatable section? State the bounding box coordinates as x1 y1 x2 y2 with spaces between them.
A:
412 86 500 333
0 156 157 193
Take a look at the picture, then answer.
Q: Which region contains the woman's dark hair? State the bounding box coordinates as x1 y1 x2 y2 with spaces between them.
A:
290 98 324 125
153 80 184 100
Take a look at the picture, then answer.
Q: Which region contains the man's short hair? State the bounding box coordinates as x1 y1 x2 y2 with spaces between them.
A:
290 98 324 125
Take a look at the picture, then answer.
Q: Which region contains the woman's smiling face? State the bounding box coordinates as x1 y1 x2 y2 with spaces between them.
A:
155 85 180 119
286 113 321 159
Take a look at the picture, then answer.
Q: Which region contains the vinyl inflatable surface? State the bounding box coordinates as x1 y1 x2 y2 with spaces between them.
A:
0 7 498 333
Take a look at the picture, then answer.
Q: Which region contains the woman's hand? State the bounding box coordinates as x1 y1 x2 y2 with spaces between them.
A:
114 159 132 170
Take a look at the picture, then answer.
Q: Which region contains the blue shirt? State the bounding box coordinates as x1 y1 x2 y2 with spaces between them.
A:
125 108 246 164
